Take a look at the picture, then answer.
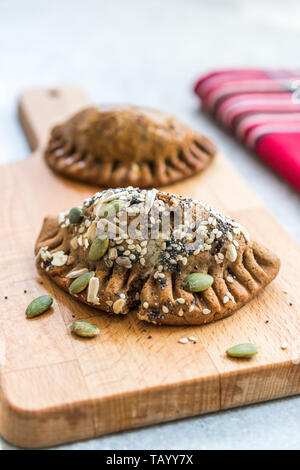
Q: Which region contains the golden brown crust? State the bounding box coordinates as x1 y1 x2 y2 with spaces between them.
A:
45 106 216 188
137 240 280 325
35 188 280 325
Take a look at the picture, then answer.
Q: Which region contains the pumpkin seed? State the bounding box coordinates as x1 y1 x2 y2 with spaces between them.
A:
183 273 214 292
88 236 109 261
69 207 83 224
26 295 53 318
226 343 259 359
69 271 95 294
98 200 124 218
70 321 99 338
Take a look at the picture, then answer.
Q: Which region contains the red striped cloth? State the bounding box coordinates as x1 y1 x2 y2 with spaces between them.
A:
194 69 300 191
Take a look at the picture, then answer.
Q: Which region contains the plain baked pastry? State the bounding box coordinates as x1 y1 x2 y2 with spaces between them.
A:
45 106 216 188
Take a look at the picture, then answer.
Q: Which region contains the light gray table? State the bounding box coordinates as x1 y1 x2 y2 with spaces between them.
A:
1 0 299 450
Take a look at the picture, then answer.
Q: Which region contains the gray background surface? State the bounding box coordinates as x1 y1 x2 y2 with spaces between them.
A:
0 0 299 450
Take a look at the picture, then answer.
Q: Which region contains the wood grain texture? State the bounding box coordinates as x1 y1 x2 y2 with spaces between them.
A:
0 88 299 448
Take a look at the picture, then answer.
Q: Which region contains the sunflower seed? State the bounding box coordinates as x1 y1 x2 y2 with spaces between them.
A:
66 268 89 279
87 221 97 243
87 277 100 304
145 189 157 214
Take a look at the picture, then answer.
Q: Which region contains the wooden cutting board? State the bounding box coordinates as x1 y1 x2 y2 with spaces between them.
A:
0 87 299 449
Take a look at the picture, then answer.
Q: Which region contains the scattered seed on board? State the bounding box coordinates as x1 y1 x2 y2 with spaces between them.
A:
226 343 259 359
26 295 53 318
281 342 288 350
70 321 100 338
69 207 83 224
178 337 189 344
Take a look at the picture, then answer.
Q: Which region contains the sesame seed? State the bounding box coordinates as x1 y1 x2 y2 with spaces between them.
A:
178 338 188 344
143 302 149 309
203 308 211 315
223 296 229 304
162 306 169 313
120 293 126 299
189 305 195 312
178 308 184 316
177 298 185 304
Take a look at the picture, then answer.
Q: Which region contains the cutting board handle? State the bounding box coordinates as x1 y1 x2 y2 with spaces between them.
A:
18 87 90 151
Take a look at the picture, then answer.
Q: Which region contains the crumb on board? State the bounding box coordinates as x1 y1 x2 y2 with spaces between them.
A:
189 336 197 342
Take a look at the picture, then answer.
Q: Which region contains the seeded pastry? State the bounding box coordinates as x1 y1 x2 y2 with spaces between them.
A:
45 106 216 188
35 187 280 325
